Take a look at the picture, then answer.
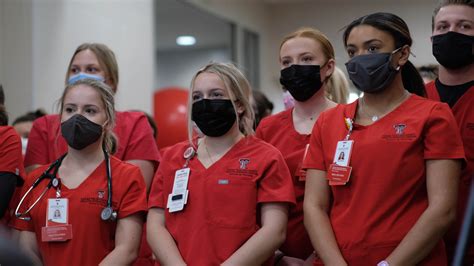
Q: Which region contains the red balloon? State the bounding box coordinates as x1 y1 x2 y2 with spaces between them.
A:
153 87 189 150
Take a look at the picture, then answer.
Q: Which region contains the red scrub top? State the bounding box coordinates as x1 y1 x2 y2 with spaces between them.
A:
426 81 474 263
0 126 25 178
0 126 25 224
11 156 147 266
303 94 464 266
24 111 160 167
148 136 296 266
256 108 313 259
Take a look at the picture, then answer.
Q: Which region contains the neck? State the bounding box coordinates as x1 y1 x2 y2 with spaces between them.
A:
65 142 105 167
359 75 409 123
362 75 406 108
438 64 474 86
293 88 332 120
202 125 243 153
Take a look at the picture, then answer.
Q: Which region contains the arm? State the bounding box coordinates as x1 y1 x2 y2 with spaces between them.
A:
146 208 186 266
0 172 17 216
127 159 154 193
303 169 347 266
99 214 143 266
384 159 461 266
222 202 288 265
18 230 43 266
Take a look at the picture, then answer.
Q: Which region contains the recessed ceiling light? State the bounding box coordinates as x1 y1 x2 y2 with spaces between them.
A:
176 36 196 46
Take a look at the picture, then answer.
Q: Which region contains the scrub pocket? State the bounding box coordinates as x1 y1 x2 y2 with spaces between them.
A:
205 176 257 229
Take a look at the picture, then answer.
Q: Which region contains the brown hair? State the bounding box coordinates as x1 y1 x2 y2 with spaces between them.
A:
0 84 7 125
65 43 119 92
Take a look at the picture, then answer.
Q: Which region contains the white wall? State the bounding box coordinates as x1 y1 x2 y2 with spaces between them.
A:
2 0 155 122
156 47 230 89
186 0 283 110
1 0 441 119
1 0 33 122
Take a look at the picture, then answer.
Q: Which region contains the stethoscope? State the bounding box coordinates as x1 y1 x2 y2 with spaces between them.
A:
15 149 117 222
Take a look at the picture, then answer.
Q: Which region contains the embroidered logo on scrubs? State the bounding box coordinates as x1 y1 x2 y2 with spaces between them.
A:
239 158 250 169
393 123 406 135
382 123 416 142
97 190 105 199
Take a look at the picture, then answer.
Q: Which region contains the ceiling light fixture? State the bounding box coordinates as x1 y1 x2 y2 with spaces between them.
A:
176 35 196 46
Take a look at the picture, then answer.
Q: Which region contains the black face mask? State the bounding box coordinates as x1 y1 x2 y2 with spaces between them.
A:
432 31 474 69
192 99 237 137
280 64 323 102
345 48 401 93
61 114 103 150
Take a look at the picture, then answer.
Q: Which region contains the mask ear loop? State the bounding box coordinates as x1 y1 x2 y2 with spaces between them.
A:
320 59 334 84
390 46 407 72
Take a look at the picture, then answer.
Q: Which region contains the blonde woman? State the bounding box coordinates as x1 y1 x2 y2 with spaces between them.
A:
147 62 295 265
256 27 348 264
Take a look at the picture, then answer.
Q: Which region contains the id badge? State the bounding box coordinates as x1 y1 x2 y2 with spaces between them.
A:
327 164 352 185
42 198 73 242
332 140 353 167
327 140 354 186
167 168 190 213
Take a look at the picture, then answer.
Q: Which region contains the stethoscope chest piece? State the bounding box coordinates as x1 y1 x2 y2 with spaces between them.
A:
101 206 117 222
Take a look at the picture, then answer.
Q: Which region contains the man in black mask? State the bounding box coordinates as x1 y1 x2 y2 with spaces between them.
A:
426 0 474 264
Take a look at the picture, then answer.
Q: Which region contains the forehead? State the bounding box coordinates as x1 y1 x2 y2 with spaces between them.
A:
280 37 322 55
435 5 474 24
64 84 103 106
193 72 227 91
72 49 100 65
346 25 394 46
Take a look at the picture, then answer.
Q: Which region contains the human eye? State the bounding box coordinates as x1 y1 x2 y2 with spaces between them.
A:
368 45 379 53
64 106 76 114
210 91 225 99
346 48 355 58
281 59 291 67
86 66 99 73
301 55 313 64
70 67 80 74
460 22 472 30
435 23 448 32
192 93 203 102
85 107 98 115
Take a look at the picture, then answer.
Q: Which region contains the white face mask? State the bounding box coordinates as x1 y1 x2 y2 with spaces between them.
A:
21 137 28 155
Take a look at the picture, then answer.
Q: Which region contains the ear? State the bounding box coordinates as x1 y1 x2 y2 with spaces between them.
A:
235 100 245 115
322 58 336 80
396 45 410 67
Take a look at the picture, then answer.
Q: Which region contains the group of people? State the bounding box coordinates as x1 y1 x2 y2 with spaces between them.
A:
0 0 472 265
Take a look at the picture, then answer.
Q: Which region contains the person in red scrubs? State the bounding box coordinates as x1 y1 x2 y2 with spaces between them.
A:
256 27 346 264
303 12 465 266
0 85 25 225
147 62 296 265
425 1 474 264
23 43 157 266
12 78 147 265
25 43 159 192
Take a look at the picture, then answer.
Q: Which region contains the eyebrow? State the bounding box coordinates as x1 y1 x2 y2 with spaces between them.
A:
63 103 100 108
436 19 473 24
346 38 382 47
